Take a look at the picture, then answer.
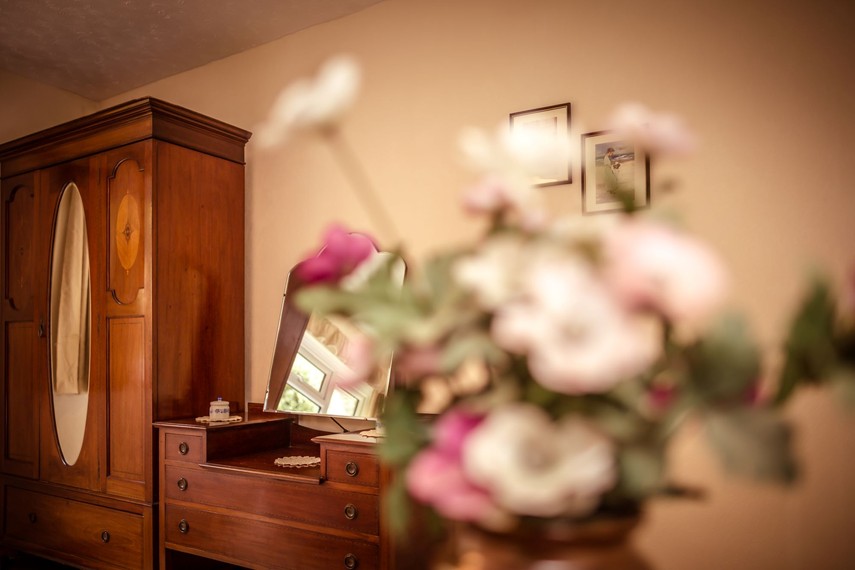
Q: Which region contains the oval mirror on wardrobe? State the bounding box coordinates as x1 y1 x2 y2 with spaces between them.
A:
49 181 91 466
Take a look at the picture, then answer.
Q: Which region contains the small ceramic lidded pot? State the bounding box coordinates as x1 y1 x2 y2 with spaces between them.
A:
209 397 230 420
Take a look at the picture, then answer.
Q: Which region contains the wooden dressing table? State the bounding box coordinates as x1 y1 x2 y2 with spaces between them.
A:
154 406 413 570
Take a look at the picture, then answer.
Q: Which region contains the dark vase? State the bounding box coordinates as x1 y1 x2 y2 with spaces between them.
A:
432 514 652 570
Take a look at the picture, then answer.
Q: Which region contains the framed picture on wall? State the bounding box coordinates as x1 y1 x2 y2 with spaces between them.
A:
581 130 649 214
509 103 571 187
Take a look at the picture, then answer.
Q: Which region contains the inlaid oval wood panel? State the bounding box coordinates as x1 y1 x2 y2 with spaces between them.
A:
108 158 145 305
3 179 35 314
115 194 141 271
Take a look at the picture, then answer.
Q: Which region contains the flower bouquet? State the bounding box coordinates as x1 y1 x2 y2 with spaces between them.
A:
260 56 855 565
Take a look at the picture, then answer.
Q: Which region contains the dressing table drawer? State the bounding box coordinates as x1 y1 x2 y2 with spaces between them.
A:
5 486 145 569
164 504 379 570
325 451 380 487
164 464 379 535
163 432 204 463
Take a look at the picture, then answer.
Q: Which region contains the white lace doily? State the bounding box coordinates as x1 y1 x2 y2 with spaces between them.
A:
274 455 321 468
195 415 242 424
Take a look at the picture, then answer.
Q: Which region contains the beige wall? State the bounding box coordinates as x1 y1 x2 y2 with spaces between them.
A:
3 0 855 568
0 69 97 141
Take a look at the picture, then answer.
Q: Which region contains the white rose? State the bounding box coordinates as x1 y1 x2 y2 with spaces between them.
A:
463 403 616 518
258 55 361 146
491 252 660 393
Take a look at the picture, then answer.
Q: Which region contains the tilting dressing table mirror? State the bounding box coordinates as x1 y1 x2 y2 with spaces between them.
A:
264 242 405 429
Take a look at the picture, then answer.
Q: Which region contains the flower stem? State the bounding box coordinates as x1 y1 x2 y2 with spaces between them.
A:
325 129 402 247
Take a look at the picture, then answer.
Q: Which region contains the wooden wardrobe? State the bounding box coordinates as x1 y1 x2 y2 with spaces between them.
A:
0 98 250 569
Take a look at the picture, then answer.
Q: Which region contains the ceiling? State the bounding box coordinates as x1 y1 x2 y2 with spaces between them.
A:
0 0 384 101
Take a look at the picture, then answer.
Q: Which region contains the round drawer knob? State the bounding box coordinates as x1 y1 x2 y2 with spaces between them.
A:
27 512 37 524
178 519 190 534
178 441 189 455
343 503 358 520
101 530 110 543
344 461 359 477
177 477 188 491
344 553 359 569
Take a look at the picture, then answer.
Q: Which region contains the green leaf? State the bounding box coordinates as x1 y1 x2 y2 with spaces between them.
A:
295 285 354 314
583 397 651 443
420 252 462 300
683 313 761 404
604 176 641 213
775 276 839 405
524 380 560 410
440 331 502 371
617 444 666 499
383 475 412 539
379 389 430 467
703 408 798 484
830 366 855 410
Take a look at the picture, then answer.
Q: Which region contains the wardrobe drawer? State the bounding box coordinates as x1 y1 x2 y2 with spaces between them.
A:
165 504 379 570
324 450 379 487
4 486 144 569
164 464 379 535
163 432 204 463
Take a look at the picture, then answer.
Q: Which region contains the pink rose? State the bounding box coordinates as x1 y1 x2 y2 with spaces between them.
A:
296 224 376 284
432 407 484 456
337 333 376 388
603 219 728 328
743 379 767 407
607 102 697 158
394 344 444 383
405 408 507 526
406 449 498 523
647 385 676 414
461 175 512 215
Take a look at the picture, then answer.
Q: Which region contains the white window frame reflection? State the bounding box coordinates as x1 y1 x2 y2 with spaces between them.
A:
286 331 369 416
291 352 327 393
278 385 322 414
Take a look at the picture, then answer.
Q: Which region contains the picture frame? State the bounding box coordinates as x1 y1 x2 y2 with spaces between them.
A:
509 103 572 187
581 130 649 214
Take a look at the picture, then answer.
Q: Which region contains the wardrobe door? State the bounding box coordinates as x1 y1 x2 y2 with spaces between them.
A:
38 158 102 492
1 172 40 479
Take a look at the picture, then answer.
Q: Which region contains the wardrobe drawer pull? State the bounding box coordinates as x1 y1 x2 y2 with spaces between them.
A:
344 461 359 477
177 477 188 491
343 503 358 520
178 441 189 455
344 553 359 569
178 519 190 534
101 530 110 543
27 512 37 524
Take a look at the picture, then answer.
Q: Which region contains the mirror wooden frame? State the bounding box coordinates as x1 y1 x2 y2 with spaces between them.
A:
263 260 312 415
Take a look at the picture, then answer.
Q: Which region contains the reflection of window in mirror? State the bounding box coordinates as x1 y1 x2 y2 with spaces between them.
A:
280 349 331 412
264 247 406 421
279 386 322 414
307 315 346 355
292 353 327 392
329 388 359 416
285 332 367 416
